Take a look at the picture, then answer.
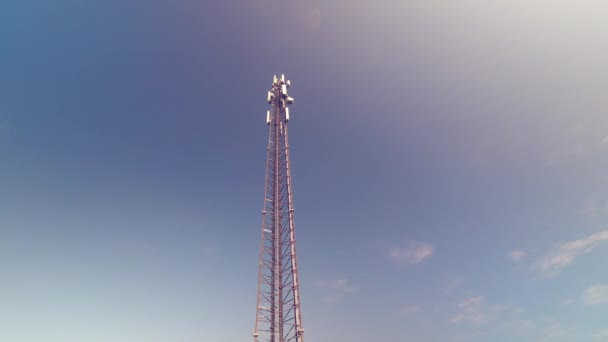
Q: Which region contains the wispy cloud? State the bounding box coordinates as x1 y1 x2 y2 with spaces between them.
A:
518 320 536 330
398 305 420 315
538 230 608 274
459 330 488 340
388 241 435 265
508 250 526 261
450 296 514 326
536 320 571 342
445 277 464 294
315 278 355 304
450 296 491 325
582 284 608 306
511 307 525 315
593 330 608 340
545 144 584 166
499 319 536 332
315 279 354 291
581 196 608 217
583 200 599 217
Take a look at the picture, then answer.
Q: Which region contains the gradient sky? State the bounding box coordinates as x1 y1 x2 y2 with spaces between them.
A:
2 1 608 341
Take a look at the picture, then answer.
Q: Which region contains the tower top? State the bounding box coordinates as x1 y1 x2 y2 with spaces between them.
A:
272 74 291 87
266 74 294 124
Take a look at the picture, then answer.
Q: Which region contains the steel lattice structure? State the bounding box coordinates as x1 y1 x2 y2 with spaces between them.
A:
253 74 304 342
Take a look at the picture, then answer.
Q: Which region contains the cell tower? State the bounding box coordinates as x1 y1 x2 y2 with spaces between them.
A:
253 74 304 342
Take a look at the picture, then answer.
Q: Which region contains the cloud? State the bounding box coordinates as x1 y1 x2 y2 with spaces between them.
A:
601 136 608 145
539 230 608 274
315 279 352 291
582 284 608 306
536 321 571 342
460 330 488 340
499 319 536 332
388 241 435 264
450 296 514 326
511 307 525 315
398 305 420 315
445 277 464 294
519 320 536 330
321 294 346 304
315 278 355 304
593 330 608 340
545 144 584 166
449 277 463 288
582 196 608 217
581 195 608 217
583 200 599 217
508 250 526 261
450 296 492 325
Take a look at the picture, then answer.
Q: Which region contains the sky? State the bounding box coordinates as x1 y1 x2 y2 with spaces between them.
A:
1 0 608 341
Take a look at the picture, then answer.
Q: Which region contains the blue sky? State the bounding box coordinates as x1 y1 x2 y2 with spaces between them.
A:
1 1 608 341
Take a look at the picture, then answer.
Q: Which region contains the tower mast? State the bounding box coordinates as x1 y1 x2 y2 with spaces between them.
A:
253 75 304 342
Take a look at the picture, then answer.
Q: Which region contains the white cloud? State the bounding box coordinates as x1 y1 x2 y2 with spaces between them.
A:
582 284 608 306
539 230 608 274
315 278 355 304
450 296 515 326
593 330 608 340
450 296 492 325
508 250 526 261
388 241 435 264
